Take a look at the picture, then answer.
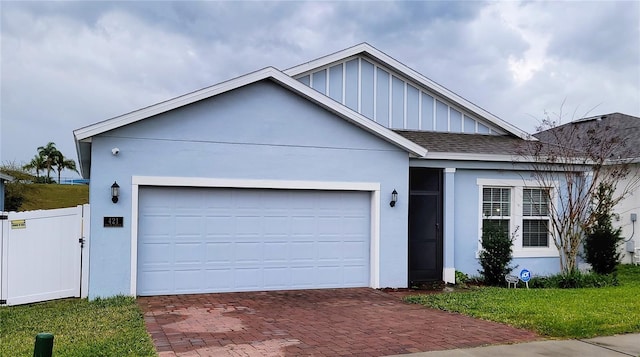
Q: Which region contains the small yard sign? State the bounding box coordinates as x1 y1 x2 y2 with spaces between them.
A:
520 269 531 289
11 219 26 229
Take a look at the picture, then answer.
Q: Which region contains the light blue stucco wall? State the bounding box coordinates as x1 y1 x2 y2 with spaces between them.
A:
88 80 410 298
0 179 5 211
453 169 561 277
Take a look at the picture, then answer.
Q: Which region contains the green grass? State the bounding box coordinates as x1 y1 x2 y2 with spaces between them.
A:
405 265 640 338
0 296 156 356
19 183 88 211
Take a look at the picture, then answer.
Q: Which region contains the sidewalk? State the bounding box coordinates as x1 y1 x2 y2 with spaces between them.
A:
387 333 640 357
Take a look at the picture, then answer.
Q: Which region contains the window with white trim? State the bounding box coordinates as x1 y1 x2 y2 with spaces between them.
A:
482 187 510 234
477 179 558 258
522 188 550 247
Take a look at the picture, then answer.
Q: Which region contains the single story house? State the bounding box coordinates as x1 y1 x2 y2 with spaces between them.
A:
0 173 13 212
75 43 566 299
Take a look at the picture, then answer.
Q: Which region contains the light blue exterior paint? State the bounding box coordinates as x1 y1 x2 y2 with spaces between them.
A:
88 80 410 298
406 85 420 130
421 93 434 130
295 55 506 135
0 179 5 211
376 67 390 125
450 108 462 132
328 64 342 102
391 76 404 129
360 60 375 119
436 100 448 131
345 59 358 111
452 169 561 277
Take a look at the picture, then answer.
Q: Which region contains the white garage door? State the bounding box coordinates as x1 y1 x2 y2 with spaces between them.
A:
137 186 371 296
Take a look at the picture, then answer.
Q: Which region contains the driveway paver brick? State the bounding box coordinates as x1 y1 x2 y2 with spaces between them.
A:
138 288 539 356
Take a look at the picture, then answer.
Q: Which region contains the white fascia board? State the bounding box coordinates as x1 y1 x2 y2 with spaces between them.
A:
73 66 426 157
0 173 13 181
284 43 371 76
285 43 534 141
424 152 521 162
425 152 594 168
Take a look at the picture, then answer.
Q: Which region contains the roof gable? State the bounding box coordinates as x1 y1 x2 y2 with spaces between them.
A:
74 67 427 177
285 43 532 140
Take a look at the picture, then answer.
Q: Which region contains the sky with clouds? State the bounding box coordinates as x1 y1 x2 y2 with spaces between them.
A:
1 1 639 172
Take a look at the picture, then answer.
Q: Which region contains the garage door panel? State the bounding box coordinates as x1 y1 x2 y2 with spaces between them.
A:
205 242 233 263
205 269 232 289
174 243 203 263
137 187 371 295
174 270 203 292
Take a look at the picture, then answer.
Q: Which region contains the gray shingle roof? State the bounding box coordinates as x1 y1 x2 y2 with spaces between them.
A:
534 113 640 159
394 130 528 156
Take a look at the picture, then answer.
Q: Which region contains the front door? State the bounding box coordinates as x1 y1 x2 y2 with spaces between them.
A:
408 168 443 285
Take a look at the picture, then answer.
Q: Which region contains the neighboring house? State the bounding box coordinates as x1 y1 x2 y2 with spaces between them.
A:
74 43 565 299
535 113 640 265
0 173 13 212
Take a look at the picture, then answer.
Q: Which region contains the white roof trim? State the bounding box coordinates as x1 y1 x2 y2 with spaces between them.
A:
285 43 533 141
424 152 520 162
73 67 427 157
0 173 13 181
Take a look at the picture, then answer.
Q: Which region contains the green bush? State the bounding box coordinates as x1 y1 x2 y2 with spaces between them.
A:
528 271 618 289
4 181 25 211
455 270 469 285
478 221 516 286
584 183 623 275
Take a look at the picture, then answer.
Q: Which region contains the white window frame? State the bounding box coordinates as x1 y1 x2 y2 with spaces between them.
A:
522 188 551 248
477 179 559 258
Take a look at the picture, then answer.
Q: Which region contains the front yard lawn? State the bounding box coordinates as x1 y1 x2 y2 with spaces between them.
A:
0 295 155 356
405 264 640 338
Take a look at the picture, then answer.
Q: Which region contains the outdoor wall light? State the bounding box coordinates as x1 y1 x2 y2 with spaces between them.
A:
390 189 398 207
111 181 120 203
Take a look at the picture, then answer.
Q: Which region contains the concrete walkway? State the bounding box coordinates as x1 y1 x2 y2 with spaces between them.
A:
388 333 640 357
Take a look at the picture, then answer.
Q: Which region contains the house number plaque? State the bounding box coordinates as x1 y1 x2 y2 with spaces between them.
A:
103 217 124 227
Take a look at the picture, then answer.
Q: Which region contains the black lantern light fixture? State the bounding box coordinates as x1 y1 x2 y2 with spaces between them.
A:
390 189 398 207
111 181 120 203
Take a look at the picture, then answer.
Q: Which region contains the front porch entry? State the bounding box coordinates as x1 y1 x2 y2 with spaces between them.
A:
408 168 443 285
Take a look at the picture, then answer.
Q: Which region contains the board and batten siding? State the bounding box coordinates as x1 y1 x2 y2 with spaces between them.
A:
296 56 503 135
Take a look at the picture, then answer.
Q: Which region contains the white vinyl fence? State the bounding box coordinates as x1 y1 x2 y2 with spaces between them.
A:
0 205 89 306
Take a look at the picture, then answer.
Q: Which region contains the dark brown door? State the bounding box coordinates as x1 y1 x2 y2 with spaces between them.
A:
408 168 443 284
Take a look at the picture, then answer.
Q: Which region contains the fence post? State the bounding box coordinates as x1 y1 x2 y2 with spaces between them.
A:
33 333 54 357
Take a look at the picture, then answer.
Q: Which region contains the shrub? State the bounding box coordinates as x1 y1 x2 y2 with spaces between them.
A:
584 183 623 275
4 182 25 211
528 271 618 289
478 221 516 286
455 270 469 285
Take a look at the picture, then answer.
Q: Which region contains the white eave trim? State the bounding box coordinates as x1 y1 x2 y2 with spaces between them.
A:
0 173 13 181
423 152 520 162
73 67 427 158
284 43 533 141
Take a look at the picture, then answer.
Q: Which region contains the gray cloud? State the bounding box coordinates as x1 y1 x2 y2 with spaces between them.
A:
1 1 638 173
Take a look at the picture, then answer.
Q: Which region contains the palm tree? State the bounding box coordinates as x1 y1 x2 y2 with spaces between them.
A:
37 142 62 182
23 155 46 178
56 157 79 183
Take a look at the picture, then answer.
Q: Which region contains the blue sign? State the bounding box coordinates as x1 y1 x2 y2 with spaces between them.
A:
520 269 531 282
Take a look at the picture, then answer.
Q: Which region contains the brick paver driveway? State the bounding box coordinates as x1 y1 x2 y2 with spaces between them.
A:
138 288 538 356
